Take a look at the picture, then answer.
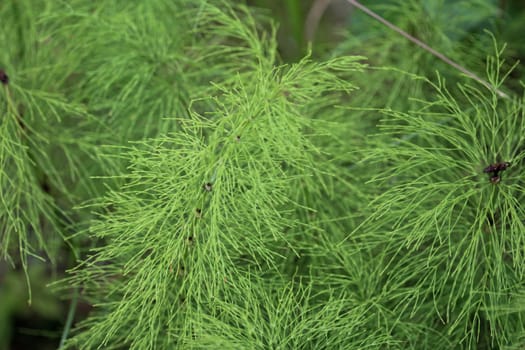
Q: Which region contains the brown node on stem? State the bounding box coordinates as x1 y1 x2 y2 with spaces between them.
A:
490 175 501 184
0 69 8 85
177 265 186 277
483 162 510 173
41 180 51 194
484 161 510 184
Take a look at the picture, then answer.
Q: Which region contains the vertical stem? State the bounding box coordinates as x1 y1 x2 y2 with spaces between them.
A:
58 287 79 349
284 0 304 54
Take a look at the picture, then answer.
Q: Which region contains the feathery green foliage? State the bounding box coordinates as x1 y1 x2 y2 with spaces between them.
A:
60 6 366 345
1 0 525 349
1 0 108 300
347 51 525 348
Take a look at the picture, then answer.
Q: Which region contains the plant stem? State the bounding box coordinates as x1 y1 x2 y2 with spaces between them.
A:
285 0 304 54
58 287 79 349
345 0 509 99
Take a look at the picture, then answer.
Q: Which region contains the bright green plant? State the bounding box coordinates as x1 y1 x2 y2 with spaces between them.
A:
1 0 525 349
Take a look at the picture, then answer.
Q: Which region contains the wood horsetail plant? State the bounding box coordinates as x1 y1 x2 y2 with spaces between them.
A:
1 0 525 349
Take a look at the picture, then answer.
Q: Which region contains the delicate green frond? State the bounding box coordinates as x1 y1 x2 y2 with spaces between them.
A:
58 4 366 348
349 49 525 348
